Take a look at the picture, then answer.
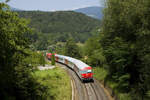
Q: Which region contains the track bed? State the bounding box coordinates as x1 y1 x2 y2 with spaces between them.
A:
57 63 109 100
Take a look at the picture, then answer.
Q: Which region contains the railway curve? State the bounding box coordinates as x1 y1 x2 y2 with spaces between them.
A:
57 63 110 100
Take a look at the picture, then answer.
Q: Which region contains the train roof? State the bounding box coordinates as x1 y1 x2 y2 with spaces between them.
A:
56 54 90 70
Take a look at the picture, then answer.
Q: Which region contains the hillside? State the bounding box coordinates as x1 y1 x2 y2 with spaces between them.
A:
16 11 100 50
12 6 103 20
74 6 103 20
17 11 100 33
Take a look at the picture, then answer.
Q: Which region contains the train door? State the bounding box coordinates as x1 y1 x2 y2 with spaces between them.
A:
58 57 64 63
65 59 68 65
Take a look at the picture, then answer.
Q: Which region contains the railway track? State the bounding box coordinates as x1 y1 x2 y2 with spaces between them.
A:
57 63 109 100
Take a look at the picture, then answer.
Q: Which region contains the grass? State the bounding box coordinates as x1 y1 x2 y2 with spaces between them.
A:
93 67 132 100
33 67 71 100
45 59 51 65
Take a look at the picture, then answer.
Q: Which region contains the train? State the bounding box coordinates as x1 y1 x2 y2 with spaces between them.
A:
46 53 93 82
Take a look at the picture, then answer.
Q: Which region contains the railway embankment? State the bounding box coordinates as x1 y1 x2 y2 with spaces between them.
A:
93 67 132 100
33 66 72 100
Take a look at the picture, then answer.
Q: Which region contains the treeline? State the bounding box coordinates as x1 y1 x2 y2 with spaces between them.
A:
16 11 101 50
80 0 150 100
0 3 47 99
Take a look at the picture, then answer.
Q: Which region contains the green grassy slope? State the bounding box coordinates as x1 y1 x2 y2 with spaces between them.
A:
33 67 71 100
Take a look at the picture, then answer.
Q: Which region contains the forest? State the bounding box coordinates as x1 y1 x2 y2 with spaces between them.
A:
16 11 101 50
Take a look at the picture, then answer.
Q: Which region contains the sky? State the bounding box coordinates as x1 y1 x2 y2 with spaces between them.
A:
6 0 103 11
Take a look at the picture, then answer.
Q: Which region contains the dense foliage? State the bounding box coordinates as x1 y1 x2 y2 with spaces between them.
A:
83 0 150 100
101 0 150 99
84 36 105 67
0 3 46 99
51 52 55 65
63 38 81 59
16 11 101 50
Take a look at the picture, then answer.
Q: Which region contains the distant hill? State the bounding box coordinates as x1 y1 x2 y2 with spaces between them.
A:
74 6 103 20
17 11 100 34
16 11 100 50
10 6 103 19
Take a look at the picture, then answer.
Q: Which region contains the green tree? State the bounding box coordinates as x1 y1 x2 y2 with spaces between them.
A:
84 37 106 67
101 0 150 99
0 3 46 99
39 53 46 66
51 52 55 65
64 38 81 59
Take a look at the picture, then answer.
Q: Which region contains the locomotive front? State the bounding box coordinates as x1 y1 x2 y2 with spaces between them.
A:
80 66 93 82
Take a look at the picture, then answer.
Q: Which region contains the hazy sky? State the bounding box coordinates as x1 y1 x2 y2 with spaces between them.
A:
7 0 103 11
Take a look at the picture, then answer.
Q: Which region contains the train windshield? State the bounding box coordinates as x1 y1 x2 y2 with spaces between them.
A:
87 70 92 73
80 70 92 74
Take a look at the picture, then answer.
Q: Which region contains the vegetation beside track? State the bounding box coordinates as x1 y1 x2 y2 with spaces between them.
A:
93 67 131 100
33 67 72 100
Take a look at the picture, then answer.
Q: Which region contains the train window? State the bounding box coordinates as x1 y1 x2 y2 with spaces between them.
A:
59 57 63 61
80 71 87 74
80 70 92 74
87 70 92 73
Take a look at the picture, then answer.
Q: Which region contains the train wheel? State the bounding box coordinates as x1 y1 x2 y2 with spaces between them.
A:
91 79 94 83
81 79 84 83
